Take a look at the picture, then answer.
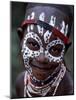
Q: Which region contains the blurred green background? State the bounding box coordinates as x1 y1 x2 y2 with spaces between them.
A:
10 1 27 98
10 1 74 98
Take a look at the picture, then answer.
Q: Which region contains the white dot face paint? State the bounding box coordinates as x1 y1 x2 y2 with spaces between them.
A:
45 39 65 63
22 11 68 68
22 31 65 68
21 32 43 68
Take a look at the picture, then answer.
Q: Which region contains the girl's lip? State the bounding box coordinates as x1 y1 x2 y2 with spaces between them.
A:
30 62 55 72
30 63 53 80
30 63 50 70
30 61 58 71
30 61 59 80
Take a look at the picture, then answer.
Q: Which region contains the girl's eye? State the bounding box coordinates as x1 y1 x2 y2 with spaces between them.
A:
26 38 40 51
49 44 63 57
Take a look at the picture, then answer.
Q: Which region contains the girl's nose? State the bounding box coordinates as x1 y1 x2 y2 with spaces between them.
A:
35 53 49 63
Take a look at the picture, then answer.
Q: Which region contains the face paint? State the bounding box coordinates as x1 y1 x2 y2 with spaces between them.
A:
60 21 68 36
26 11 69 37
65 24 68 36
60 21 66 34
27 12 35 32
45 39 65 63
17 5 73 97
49 16 56 27
37 12 45 36
22 30 65 69
27 15 30 32
21 9 67 69
44 30 52 43
30 12 35 30
21 32 43 68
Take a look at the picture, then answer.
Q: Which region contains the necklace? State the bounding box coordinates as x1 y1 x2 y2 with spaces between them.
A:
24 63 66 97
30 65 61 86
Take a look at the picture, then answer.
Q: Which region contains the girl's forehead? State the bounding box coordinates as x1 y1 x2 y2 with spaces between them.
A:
25 6 68 23
24 7 69 39
21 6 71 45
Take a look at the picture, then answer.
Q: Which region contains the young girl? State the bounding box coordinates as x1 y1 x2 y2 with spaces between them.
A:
16 3 74 97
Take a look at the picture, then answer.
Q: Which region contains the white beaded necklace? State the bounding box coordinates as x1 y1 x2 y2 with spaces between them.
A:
24 63 66 97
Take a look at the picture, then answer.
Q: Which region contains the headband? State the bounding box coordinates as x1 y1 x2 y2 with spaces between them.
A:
18 19 70 44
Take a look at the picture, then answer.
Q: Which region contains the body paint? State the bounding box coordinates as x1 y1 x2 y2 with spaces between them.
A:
27 16 30 32
26 12 68 38
45 39 65 63
22 32 43 68
44 30 52 43
22 12 68 68
65 24 68 36
49 16 56 27
22 32 65 68
27 12 35 32
60 21 68 36
37 12 45 36
30 12 35 30
60 21 65 34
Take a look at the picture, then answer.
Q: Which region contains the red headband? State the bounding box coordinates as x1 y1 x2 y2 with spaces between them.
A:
20 19 70 44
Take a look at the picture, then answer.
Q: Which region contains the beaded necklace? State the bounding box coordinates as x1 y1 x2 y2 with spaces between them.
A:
24 63 66 97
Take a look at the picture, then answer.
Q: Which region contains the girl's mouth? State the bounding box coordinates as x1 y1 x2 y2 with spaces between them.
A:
30 62 59 80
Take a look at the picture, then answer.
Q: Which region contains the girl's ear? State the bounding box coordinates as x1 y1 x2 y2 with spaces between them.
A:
17 27 24 41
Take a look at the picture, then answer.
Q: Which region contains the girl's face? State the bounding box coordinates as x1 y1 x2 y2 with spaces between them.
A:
21 25 65 80
21 7 69 80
